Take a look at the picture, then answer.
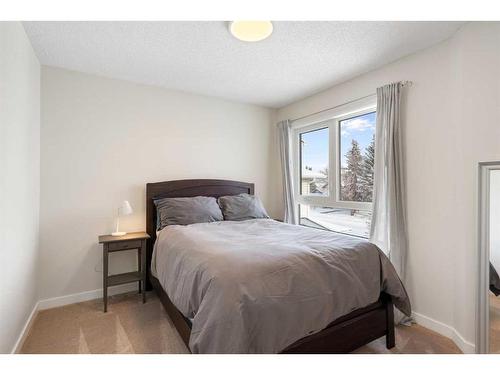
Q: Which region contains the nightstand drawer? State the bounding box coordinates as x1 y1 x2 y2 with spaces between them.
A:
108 240 142 251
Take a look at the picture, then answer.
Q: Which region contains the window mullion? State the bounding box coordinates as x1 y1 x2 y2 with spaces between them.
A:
334 119 340 206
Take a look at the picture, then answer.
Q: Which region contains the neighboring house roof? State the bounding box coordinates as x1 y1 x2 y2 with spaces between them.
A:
301 170 327 179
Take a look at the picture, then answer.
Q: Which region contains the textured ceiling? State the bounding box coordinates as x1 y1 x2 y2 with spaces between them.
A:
23 21 465 108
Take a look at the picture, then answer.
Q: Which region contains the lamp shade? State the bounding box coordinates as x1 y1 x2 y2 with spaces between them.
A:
118 200 133 216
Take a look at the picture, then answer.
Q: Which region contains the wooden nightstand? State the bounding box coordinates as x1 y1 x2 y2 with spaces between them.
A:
98 231 151 312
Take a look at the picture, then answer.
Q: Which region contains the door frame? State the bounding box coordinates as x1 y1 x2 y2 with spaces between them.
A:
477 161 500 353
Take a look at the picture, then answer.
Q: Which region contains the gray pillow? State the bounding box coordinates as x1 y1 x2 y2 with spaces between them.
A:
218 193 270 221
154 196 223 230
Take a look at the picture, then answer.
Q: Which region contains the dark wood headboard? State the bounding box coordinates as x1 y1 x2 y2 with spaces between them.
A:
145 179 254 289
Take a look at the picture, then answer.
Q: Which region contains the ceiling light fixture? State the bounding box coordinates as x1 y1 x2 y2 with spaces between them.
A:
229 21 273 42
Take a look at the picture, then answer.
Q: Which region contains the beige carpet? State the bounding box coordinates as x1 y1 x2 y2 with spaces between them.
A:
21 292 461 354
490 293 500 353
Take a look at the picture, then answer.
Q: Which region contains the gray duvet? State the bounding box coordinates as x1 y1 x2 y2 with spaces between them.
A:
151 219 411 353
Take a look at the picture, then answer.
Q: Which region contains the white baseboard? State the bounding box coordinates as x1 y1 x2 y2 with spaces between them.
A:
37 283 138 310
11 301 39 354
413 312 475 354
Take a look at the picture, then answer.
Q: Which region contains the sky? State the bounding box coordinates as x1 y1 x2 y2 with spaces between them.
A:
301 111 376 173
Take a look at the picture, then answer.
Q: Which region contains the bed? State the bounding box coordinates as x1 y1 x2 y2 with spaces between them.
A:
145 179 410 353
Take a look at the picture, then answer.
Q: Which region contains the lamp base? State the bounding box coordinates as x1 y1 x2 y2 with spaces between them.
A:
111 231 127 237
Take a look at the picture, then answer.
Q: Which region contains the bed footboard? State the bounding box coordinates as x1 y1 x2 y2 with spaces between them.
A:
281 293 394 353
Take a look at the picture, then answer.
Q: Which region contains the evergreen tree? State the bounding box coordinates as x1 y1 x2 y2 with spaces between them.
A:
360 135 375 201
318 167 328 194
341 139 363 203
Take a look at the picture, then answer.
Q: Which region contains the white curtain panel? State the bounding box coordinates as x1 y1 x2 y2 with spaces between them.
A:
370 82 408 281
370 82 410 324
277 120 297 224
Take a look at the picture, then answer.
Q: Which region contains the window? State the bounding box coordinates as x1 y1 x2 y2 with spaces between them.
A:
339 111 376 203
293 104 376 238
299 127 329 196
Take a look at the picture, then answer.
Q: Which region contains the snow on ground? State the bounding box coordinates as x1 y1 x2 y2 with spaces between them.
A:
301 207 371 238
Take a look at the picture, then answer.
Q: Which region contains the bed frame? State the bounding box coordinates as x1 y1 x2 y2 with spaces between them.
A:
145 179 395 353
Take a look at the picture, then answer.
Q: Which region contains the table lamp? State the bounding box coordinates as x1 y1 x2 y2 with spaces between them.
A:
112 200 133 236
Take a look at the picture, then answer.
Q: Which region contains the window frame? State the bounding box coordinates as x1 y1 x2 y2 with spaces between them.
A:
292 99 376 214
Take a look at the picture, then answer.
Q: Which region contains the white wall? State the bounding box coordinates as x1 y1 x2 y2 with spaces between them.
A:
276 22 500 351
0 22 40 353
40 67 277 301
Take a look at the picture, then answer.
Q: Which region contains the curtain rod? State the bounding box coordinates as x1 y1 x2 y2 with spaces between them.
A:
290 80 413 123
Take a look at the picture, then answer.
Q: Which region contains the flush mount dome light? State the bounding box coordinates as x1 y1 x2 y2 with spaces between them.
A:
229 21 273 42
